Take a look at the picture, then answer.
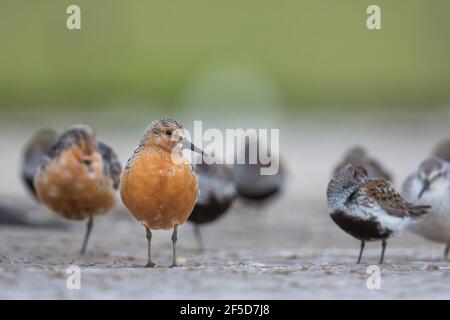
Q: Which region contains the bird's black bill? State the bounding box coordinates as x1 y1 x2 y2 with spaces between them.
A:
418 180 430 199
182 139 204 155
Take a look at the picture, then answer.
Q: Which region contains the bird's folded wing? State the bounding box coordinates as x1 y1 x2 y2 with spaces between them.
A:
98 141 122 190
362 179 410 218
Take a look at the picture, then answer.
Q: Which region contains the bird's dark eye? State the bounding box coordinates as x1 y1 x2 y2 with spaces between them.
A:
432 172 443 181
165 130 172 136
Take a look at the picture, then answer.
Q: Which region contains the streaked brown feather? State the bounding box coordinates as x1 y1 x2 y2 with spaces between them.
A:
362 179 430 218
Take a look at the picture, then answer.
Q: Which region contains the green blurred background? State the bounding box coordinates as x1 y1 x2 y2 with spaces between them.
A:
0 0 449 113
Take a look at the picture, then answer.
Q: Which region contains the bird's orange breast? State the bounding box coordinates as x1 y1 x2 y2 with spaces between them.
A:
35 147 116 220
120 150 199 230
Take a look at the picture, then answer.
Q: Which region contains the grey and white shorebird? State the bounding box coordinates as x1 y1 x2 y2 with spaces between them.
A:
402 157 450 259
188 159 237 251
327 164 430 264
333 146 393 181
233 141 285 205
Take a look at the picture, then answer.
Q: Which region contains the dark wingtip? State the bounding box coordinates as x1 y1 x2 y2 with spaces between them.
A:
408 204 432 217
22 128 59 199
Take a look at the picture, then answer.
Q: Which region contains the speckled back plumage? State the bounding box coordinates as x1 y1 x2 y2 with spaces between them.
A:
34 124 120 220
362 180 429 218
33 126 122 191
327 164 429 241
44 124 95 164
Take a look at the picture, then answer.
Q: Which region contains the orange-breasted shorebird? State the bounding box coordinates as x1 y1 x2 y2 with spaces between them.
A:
22 128 58 198
34 124 122 254
233 141 285 205
327 164 430 264
333 146 393 181
120 119 203 267
188 159 236 251
432 138 450 162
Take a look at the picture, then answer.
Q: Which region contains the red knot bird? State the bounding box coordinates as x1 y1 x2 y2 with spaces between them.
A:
120 119 203 267
33 124 121 254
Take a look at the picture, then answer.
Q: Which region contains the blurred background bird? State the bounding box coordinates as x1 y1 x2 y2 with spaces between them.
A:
402 157 450 260
21 129 58 199
432 138 450 162
120 119 203 267
33 124 122 254
0 202 30 226
233 140 285 207
188 158 236 252
333 146 393 182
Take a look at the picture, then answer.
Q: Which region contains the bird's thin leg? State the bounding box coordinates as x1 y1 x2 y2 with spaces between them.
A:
193 224 204 253
445 244 449 260
80 216 94 254
145 226 155 268
379 239 387 264
357 240 365 264
170 224 178 267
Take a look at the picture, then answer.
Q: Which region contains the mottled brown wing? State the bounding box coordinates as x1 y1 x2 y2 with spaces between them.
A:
362 179 412 217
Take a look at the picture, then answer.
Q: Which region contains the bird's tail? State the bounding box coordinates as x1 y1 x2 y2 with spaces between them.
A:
21 128 58 198
408 203 431 217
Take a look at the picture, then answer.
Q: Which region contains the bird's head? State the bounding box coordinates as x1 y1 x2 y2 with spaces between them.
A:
50 124 96 156
417 157 448 199
143 119 203 155
327 164 368 210
339 164 369 189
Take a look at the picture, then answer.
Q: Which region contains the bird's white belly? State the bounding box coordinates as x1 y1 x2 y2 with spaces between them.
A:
410 214 450 243
347 204 411 237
